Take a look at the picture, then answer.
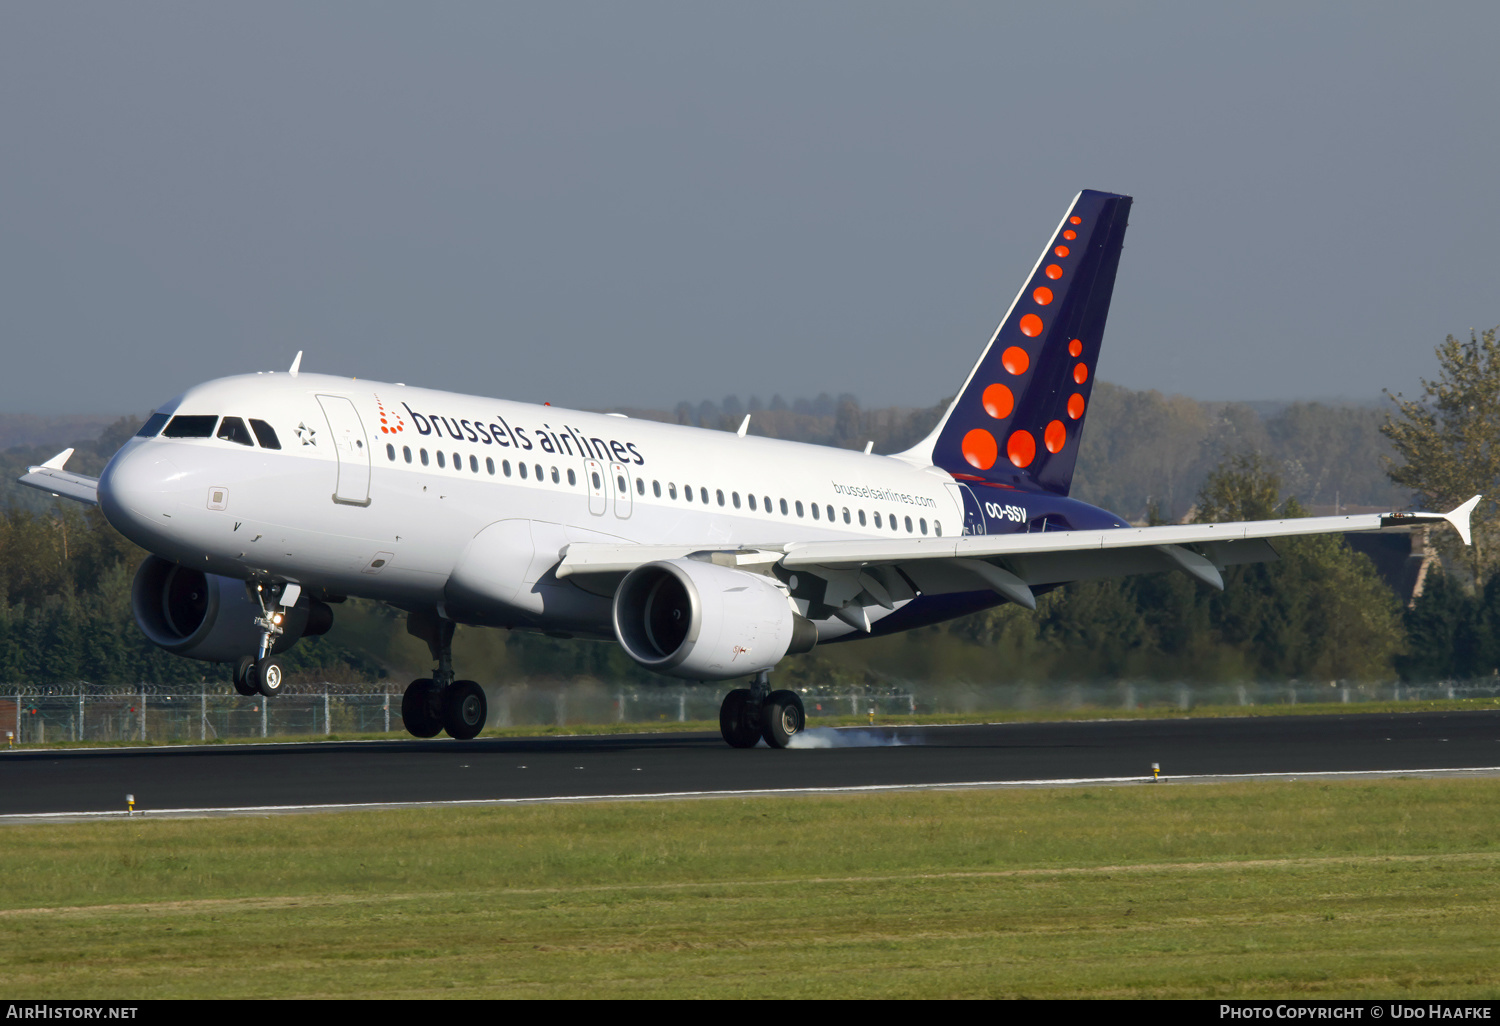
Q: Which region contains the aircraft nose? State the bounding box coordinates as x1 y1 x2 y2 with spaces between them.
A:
98 443 183 547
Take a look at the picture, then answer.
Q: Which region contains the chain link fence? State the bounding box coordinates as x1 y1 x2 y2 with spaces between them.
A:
1 679 1498 744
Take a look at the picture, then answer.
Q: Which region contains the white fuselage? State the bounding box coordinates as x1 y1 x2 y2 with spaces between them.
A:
99 372 965 641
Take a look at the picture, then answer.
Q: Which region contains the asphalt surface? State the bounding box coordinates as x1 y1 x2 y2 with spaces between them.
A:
3 711 1499 818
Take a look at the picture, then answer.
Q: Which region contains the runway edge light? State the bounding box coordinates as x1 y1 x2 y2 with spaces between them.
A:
1151 763 1161 783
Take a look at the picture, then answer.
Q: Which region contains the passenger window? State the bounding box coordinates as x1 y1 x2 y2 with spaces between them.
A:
732 492 741 509
858 510 866 526
470 455 479 473
403 446 412 464
486 457 495 475
905 516 914 533
811 503 819 520
386 444 396 461
591 471 601 489
842 507 850 524
216 416 254 446
920 518 928 535
700 487 709 504
935 521 942 537
503 460 512 476
795 501 804 518
653 480 662 498
421 449 430 466
764 495 771 513
136 412 169 438
748 494 757 511
454 452 462 470
873 511 881 528
685 484 693 502
567 468 576 486
617 474 627 493
437 451 446 469
635 477 643 494
780 498 788 515
826 504 834 522
163 415 217 438
536 464 543 481
716 489 725 507
553 467 560 484
669 483 678 500
893 515 901 532
520 462 528 479
249 419 281 449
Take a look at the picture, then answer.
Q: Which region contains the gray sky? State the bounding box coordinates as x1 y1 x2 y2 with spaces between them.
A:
2 3 1496 416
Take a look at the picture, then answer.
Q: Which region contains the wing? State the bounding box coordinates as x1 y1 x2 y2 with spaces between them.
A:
17 449 100 506
556 497 1479 628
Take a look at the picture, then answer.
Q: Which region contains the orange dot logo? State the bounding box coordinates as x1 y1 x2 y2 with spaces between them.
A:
982 383 1014 419
1019 314 1043 337
1032 286 1053 306
1062 229 1077 241
1045 264 1062 280
1044 420 1066 453
1067 393 1085 419
1070 216 1082 225
962 429 998 470
1055 245 1070 258
1068 338 1083 357
1001 346 1030 375
1073 363 1089 384
1007 430 1036 468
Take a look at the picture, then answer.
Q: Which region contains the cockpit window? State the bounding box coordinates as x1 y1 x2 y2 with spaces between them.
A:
216 417 254 447
136 412 169 438
162 415 218 438
249 419 281 450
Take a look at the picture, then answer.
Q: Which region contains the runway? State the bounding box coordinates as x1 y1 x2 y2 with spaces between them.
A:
3 711 1499 820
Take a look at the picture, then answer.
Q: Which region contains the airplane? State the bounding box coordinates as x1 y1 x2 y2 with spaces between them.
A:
20 189 1479 748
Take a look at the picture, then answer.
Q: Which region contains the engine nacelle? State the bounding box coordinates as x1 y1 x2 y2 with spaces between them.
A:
612 559 816 680
131 555 333 663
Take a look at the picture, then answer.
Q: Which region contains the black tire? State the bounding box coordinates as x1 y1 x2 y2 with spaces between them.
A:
441 680 488 740
233 656 258 697
761 689 805 749
252 657 285 698
719 688 761 748
401 679 443 738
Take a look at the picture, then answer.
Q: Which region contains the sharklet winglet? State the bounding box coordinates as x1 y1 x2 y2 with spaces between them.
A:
1445 494 1481 547
40 448 74 471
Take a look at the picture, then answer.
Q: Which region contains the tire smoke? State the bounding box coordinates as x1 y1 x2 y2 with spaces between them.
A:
787 727 906 749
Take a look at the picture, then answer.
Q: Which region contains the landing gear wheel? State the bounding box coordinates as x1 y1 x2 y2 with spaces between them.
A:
401 679 443 738
719 688 761 748
441 680 488 740
250 657 284 698
233 656 258 697
761 689 805 749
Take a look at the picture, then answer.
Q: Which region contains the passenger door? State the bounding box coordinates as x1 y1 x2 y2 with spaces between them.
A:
317 395 372 507
584 459 607 516
610 462 633 519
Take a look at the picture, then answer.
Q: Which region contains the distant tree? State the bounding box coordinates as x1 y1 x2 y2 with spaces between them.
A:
1382 327 1500 585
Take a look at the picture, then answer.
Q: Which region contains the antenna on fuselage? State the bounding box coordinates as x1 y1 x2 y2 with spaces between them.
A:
288 351 303 377
736 414 750 438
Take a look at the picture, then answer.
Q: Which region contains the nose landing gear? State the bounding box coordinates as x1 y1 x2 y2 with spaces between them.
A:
231 582 298 698
720 671 805 749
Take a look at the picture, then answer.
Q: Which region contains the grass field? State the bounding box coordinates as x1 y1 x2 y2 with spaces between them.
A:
3 779 1499 998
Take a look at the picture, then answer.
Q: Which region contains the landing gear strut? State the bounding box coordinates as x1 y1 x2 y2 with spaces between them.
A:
720 671 805 749
401 611 487 740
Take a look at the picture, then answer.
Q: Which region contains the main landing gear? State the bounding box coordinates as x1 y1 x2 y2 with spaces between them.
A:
720 670 805 749
400 613 488 740
232 582 297 698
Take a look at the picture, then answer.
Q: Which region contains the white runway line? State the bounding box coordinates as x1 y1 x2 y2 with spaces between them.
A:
4 765 1500 823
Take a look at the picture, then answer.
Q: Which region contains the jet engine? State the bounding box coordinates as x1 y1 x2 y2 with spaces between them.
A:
612 559 816 680
130 555 333 663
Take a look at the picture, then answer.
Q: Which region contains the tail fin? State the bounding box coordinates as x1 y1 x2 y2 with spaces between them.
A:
902 189 1132 496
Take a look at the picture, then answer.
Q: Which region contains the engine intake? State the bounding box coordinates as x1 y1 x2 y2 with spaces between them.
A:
612 559 815 680
131 555 332 663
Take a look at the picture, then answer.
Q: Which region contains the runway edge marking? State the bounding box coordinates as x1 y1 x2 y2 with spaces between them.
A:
5 765 1500 823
